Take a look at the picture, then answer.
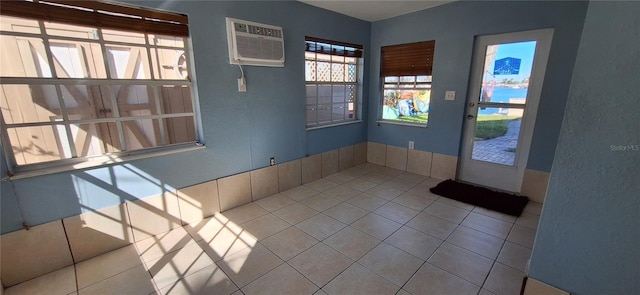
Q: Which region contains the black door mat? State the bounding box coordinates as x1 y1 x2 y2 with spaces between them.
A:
429 179 529 217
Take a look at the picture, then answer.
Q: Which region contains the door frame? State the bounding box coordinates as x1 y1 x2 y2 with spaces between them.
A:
458 28 554 193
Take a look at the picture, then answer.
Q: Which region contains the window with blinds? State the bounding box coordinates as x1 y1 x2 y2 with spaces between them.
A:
305 36 363 128
380 40 435 125
0 0 199 176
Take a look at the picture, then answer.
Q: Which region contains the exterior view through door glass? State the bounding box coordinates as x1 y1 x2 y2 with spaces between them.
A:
459 29 553 193
472 41 536 166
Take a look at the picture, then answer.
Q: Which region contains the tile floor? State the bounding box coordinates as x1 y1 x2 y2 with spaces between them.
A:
4 163 541 295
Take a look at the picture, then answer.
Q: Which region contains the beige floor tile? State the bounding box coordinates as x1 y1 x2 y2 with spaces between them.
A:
435 197 475 211
523 201 543 216
136 227 197 263
304 179 339 192
374 202 420 224
220 203 268 225
324 226 381 260
358 243 423 287
261 227 318 261
300 194 342 211
483 262 525 295
159 263 238 295
4 266 76 295
323 185 361 201
396 289 412 295
254 194 296 212
480 289 497 295
344 178 378 192
392 192 436 211
146 243 215 289
289 243 352 287
322 263 398 295
472 206 517 223
350 213 402 240
461 212 513 239
323 173 356 185
428 242 493 286
273 203 319 225
323 202 368 224
346 194 388 211
366 185 404 201
446 226 504 260
497 241 532 272
515 212 541 230
404 263 480 295
359 172 394 184
295 213 346 240
281 186 319 201
377 179 416 192
76 244 143 289
424 202 470 224
406 212 458 240
385 226 442 260
241 264 317 295
78 265 156 295
406 181 435 195
193 217 258 261
238 214 290 240
394 172 428 184
215 243 283 287
507 224 536 249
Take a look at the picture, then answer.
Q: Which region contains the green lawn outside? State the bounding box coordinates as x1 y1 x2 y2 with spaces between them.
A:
389 113 429 124
475 115 520 140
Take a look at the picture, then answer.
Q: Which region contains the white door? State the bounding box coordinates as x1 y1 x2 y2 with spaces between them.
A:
458 29 554 192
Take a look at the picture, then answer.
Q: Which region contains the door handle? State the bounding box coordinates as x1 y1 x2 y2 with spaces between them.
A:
469 102 475 107
467 114 474 120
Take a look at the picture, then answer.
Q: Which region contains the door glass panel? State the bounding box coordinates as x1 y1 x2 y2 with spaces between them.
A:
479 41 536 104
471 108 523 166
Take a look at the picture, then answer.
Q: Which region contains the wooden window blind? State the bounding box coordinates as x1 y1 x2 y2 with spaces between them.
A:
0 0 189 37
381 40 435 76
305 36 363 58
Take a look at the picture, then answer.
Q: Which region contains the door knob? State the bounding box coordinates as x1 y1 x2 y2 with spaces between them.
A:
469 102 475 107
467 114 474 120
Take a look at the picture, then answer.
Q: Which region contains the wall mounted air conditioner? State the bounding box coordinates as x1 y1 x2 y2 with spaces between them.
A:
226 17 285 67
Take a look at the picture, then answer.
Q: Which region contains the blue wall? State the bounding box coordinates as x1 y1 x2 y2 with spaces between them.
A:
367 1 587 171
0 1 370 234
528 2 640 294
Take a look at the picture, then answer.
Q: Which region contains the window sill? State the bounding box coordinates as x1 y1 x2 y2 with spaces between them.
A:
306 120 363 131
376 120 428 128
5 143 206 181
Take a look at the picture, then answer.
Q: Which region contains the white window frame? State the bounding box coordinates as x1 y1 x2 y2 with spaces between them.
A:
0 17 202 178
305 38 363 129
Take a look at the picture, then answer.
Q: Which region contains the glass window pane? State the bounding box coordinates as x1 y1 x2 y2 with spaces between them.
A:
72 122 122 156
0 16 40 34
148 35 185 48
113 85 158 117
122 119 160 150
331 63 344 82
1 85 61 124
7 125 72 165
332 85 346 103
160 85 193 115
0 36 52 77
346 64 356 82
472 109 524 166
106 45 151 79
317 105 331 124
400 76 415 83
150 48 189 80
44 22 97 39
417 75 432 82
305 60 316 81
317 62 330 82
332 103 345 121
164 116 196 144
305 52 316 59
103 29 146 44
316 53 331 61
479 41 536 104
306 105 317 125
384 76 398 83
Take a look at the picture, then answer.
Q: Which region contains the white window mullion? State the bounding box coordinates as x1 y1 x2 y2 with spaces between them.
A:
152 85 167 146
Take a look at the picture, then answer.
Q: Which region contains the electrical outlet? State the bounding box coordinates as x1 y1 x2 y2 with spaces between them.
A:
269 157 276 166
409 141 415 150
445 90 456 101
238 77 247 92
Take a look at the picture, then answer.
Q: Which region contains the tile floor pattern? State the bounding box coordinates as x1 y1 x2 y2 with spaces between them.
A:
5 163 542 295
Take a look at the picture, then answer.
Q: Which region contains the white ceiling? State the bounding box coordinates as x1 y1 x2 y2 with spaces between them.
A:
299 0 454 22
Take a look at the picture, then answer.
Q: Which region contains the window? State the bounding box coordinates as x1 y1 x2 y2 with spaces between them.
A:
380 40 435 125
305 36 363 128
0 0 198 175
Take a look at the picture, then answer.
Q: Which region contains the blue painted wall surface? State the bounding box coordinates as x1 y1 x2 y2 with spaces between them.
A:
367 1 587 171
528 2 640 294
0 1 370 233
